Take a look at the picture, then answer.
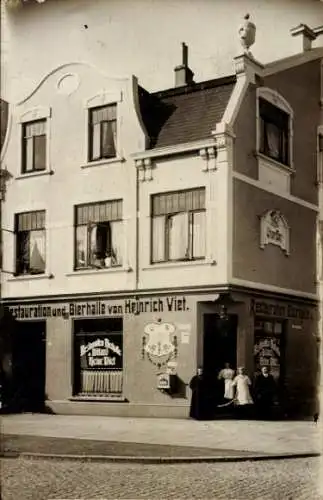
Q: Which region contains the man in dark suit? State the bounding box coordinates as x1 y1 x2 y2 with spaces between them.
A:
254 366 277 420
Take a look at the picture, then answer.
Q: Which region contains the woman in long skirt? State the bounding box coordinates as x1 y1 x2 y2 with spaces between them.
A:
218 362 235 402
232 367 253 418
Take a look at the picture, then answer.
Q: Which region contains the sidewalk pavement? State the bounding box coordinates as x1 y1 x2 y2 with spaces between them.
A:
1 413 322 462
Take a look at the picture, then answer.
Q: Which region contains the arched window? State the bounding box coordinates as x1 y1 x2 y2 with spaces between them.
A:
256 88 293 169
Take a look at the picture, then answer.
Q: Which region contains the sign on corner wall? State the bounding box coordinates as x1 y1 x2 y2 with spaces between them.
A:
260 210 290 255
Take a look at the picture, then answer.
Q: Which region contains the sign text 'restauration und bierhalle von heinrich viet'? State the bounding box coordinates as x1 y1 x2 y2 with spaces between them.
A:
8 296 190 320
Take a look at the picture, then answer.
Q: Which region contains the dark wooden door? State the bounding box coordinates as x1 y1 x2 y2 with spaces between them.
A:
12 321 46 412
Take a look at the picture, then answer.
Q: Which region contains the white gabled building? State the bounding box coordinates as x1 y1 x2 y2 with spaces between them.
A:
0 1 322 418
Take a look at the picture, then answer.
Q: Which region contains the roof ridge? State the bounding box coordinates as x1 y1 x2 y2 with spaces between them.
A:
152 74 236 99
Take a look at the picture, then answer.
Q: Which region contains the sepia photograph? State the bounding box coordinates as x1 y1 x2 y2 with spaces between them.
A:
0 0 323 498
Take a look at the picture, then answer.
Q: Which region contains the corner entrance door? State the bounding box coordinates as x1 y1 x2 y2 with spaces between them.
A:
203 313 238 383
12 320 46 412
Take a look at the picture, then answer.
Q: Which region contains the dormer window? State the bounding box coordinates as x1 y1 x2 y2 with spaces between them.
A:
259 98 289 166
88 104 117 161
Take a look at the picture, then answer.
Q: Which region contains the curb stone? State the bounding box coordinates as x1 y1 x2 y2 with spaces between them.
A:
0 451 320 464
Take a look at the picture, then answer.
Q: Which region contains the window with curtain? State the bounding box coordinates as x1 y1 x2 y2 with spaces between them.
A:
75 199 123 269
151 188 206 263
89 104 117 161
15 210 46 275
74 318 123 397
22 119 47 173
259 98 289 165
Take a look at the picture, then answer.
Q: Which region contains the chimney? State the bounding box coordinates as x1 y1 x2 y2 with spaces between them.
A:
174 42 194 87
290 23 317 52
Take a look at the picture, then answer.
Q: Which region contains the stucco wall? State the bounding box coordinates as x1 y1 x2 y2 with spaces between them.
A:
1 63 146 299
232 83 258 179
232 179 317 294
138 154 229 290
264 59 321 205
233 59 320 206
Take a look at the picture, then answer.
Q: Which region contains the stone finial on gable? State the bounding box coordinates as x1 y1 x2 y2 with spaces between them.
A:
238 14 256 55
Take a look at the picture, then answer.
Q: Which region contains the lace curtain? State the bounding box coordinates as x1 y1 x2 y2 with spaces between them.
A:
192 212 205 258
152 216 165 262
29 230 46 272
169 213 188 260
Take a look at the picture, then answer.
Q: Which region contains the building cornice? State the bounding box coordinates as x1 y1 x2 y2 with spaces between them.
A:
0 282 318 304
263 47 323 77
132 138 216 161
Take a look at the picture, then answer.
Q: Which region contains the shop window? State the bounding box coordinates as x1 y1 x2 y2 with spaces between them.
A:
15 210 46 275
74 199 123 269
253 318 285 381
22 119 47 173
74 318 123 397
151 187 206 263
88 104 117 161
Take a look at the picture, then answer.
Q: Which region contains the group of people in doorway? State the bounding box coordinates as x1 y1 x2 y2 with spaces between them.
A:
189 363 277 420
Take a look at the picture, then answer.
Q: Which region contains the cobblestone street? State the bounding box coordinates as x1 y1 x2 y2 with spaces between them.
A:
2 457 323 500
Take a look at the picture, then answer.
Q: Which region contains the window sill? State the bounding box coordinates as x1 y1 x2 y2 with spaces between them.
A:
256 152 295 174
142 259 216 271
7 273 54 282
81 157 125 169
66 266 132 276
15 170 54 180
69 395 127 402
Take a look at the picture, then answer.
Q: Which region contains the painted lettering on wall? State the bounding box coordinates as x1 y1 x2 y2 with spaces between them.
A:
250 299 312 320
8 296 189 320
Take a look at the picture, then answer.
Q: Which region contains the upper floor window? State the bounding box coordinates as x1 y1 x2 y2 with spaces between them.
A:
15 210 46 275
259 98 289 165
88 104 117 161
151 188 206 263
75 199 123 270
22 119 47 173
257 88 293 170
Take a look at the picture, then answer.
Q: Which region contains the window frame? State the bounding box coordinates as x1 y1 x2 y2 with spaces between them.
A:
256 88 294 170
88 104 118 162
253 316 286 387
74 200 123 271
21 119 47 174
15 210 46 276
73 318 124 398
19 106 51 175
150 188 206 264
259 98 289 165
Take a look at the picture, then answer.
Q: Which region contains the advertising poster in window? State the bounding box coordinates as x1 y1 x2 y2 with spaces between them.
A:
254 319 282 380
78 333 123 370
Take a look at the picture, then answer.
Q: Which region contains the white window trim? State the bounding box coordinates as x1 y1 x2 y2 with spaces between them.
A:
18 106 52 176
256 87 294 172
84 91 123 166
